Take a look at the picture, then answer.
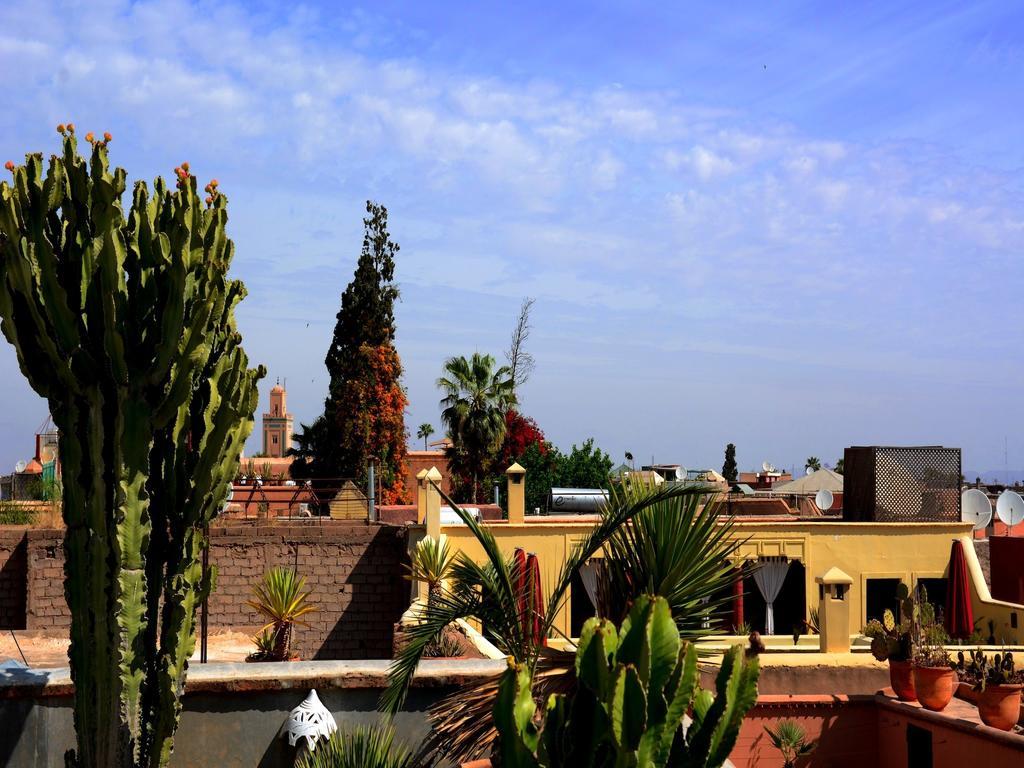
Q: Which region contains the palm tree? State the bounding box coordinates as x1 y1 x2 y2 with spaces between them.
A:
246 567 317 660
382 479 741 766
416 422 435 450
805 456 821 472
437 353 516 502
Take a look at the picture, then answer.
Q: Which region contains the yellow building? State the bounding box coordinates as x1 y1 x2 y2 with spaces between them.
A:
409 467 1024 646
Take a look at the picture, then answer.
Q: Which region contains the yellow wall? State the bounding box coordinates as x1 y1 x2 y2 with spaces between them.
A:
412 517 1024 644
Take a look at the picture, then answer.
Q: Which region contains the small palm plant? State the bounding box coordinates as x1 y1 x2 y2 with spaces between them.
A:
764 720 816 768
404 536 457 601
247 567 317 661
295 722 413 768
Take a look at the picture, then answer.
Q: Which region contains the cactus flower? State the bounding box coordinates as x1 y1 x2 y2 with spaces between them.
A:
103 132 112 142
4 161 13 171
85 132 95 143
57 124 65 133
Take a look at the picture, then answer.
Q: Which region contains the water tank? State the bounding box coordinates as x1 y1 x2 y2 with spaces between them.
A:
548 488 609 514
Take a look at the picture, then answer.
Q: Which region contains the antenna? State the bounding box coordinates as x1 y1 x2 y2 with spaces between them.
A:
961 489 992 532
815 489 834 512
996 490 1024 532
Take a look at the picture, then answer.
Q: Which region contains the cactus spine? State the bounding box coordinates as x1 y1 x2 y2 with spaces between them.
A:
0 128 264 767
494 594 760 768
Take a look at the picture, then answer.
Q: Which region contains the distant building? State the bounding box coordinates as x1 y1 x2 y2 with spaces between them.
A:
261 380 294 458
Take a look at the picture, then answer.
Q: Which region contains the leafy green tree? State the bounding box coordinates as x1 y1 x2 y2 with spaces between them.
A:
805 456 821 472
558 438 614 489
291 202 408 502
438 352 516 502
0 129 262 766
416 422 435 450
722 442 738 483
516 440 561 513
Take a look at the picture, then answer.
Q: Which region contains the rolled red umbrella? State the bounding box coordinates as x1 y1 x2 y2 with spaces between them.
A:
945 539 974 640
527 553 546 647
514 548 528 641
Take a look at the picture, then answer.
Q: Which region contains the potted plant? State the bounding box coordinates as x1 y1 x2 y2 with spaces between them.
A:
863 589 916 700
246 566 317 661
953 650 1024 730
764 720 817 768
912 618 954 712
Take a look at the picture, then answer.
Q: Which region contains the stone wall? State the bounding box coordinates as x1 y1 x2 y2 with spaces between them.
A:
9 522 410 659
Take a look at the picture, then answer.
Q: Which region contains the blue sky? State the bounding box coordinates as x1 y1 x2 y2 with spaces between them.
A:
1 0 1022 477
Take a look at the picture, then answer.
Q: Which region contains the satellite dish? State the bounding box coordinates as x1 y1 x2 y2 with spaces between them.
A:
14 460 26 473
815 489 834 511
805 466 815 476
762 461 774 473
961 489 992 532
678 466 687 481
996 490 1024 529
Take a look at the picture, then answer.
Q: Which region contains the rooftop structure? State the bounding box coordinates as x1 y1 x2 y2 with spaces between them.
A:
261 380 294 459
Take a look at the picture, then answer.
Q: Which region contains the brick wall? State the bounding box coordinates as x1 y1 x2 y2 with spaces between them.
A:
0 530 27 629
15 522 409 659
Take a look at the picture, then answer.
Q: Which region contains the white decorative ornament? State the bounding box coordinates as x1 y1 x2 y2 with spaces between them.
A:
281 689 337 752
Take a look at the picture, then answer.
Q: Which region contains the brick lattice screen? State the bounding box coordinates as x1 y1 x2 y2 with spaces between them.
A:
843 446 961 523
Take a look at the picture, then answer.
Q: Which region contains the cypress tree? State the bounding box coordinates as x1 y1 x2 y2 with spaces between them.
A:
291 201 408 502
722 443 738 483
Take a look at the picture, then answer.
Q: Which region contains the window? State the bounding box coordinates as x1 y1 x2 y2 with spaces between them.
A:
916 578 947 618
865 578 902 624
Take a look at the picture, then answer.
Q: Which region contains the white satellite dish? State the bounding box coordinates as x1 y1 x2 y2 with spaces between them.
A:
815 489 834 511
961 489 992 532
805 466 815 476
14 460 27 473
996 490 1024 530
762 461 775 473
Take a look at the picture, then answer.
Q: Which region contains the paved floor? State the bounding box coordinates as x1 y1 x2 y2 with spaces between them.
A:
0 629 255 669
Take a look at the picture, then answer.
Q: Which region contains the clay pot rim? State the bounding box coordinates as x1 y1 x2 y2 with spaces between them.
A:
980 683 1023 692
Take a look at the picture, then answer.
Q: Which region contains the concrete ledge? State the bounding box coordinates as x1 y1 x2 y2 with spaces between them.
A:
0 658 507 700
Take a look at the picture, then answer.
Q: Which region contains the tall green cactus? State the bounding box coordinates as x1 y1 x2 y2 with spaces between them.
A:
0 126 264 767
494 595 759 768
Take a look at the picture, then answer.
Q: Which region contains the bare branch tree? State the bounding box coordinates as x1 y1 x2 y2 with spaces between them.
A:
505 297 536 394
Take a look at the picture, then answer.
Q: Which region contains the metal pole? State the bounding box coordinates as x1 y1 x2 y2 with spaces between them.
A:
367 458 376 523
494 481 500 506
200 522 209 663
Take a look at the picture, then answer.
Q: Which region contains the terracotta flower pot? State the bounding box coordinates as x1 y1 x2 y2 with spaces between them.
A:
913 665 956 711
889 660 917 702
460 761 492 768
977 684 1022 731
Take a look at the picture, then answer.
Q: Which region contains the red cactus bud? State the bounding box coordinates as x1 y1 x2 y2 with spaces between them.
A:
181 161 190 172
85 132 95 143
103 132 112 142
210 179 218 188
57 124 65 134
4 161 14 171
66 123 75 133
205 196 213 205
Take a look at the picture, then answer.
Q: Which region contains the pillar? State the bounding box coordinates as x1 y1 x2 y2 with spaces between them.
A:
506 462 526 524
425 466 442 540
416 469 429 524
815 566 853 654
732 568 745 632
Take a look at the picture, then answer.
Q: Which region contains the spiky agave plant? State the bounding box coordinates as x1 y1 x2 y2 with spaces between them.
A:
404 535 457 599
247 567 317 660
383 479 738 766
0 128 263 766
295 722 413 768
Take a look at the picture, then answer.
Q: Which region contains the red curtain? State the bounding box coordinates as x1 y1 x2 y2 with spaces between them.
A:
945 539 974 640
